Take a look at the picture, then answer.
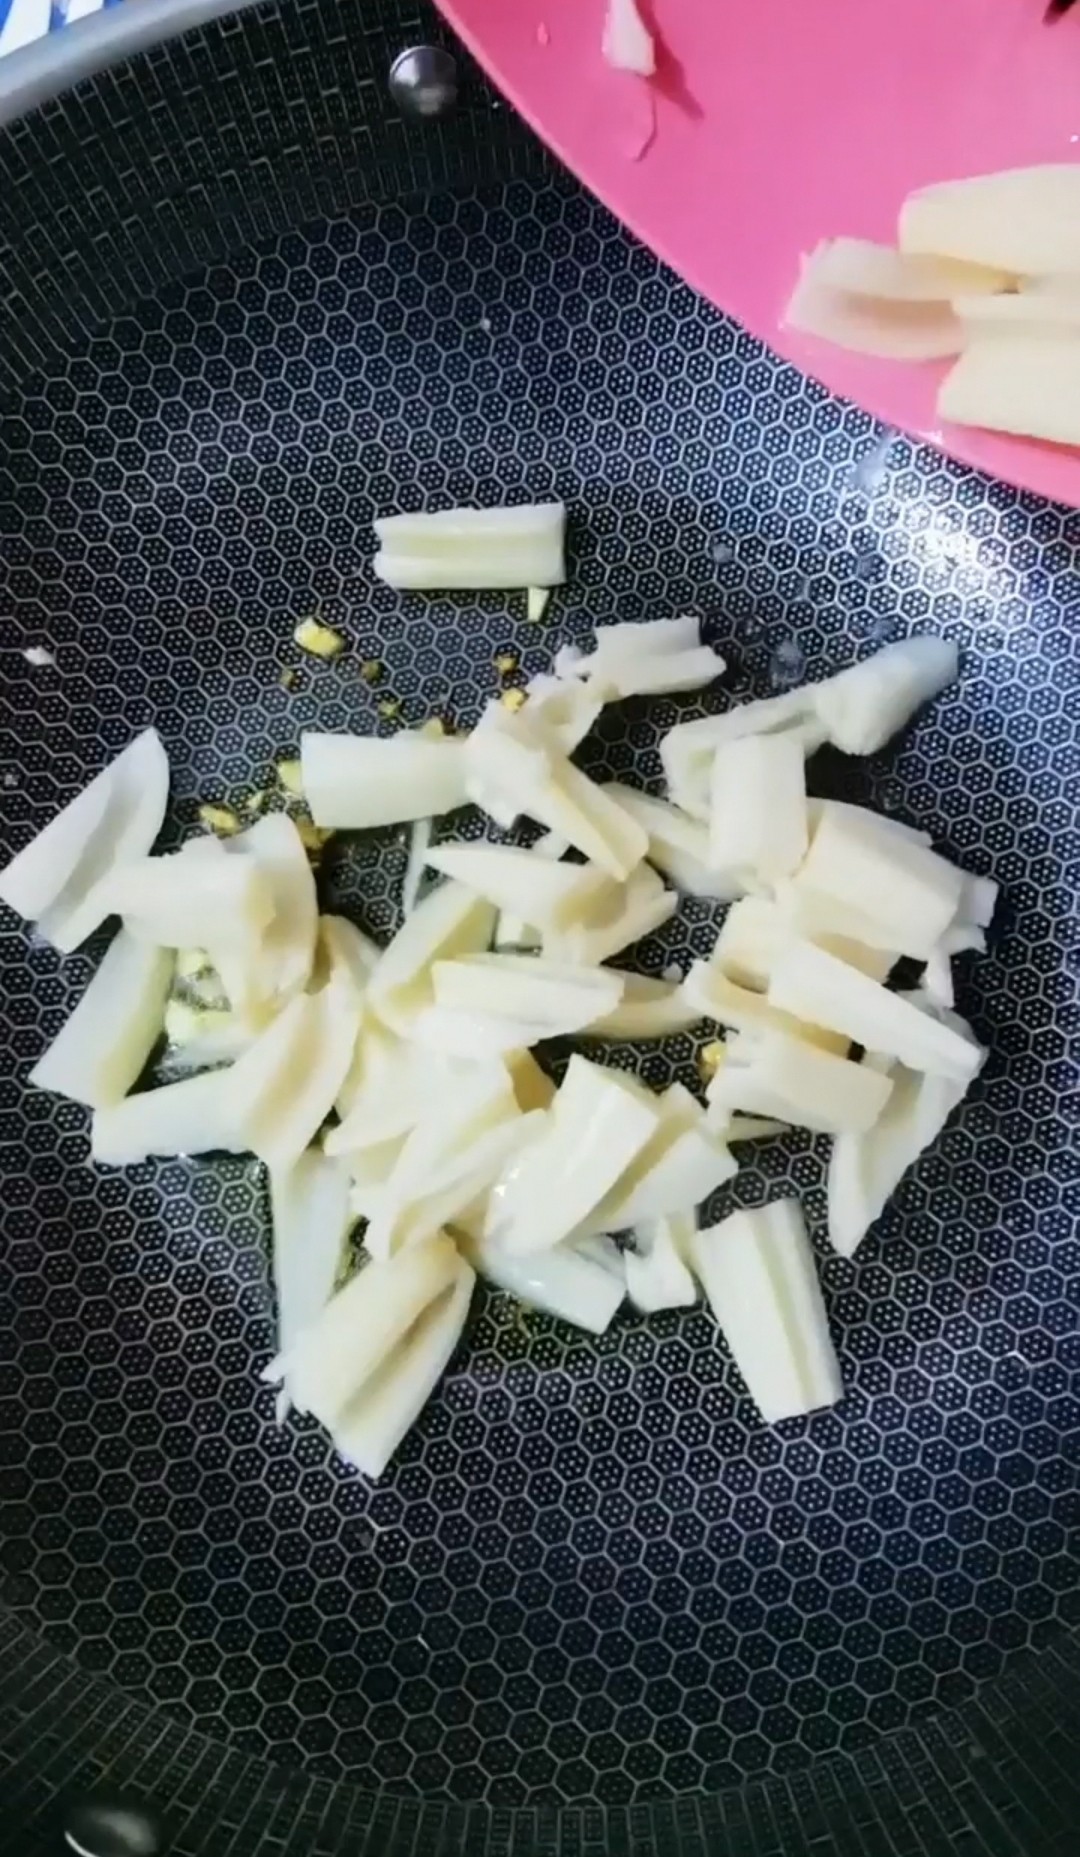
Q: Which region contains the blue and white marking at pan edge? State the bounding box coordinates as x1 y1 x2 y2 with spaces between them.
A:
0 0 125 62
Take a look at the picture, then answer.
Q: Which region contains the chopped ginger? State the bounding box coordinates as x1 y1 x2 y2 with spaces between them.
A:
276 758 304 798
295 819 336 861
499 688 528 714
244 789 269 815
377 697 401 720
526 586 551 623
294 616 344 659
494 652 519 676
417 717 446 740
279 666 298 691
176 947 211 980
360 659 384 684
165 999 234 1047
198 803 241 837
697 1040 727 1085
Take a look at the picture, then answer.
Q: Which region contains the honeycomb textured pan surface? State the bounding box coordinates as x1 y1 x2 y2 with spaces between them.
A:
0 175 1077 1810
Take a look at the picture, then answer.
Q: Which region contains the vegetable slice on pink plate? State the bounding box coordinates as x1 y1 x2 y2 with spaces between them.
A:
438 0 1080 504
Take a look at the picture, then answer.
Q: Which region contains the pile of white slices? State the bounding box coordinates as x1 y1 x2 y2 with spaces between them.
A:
786 165 1080 448
0 613 997 1479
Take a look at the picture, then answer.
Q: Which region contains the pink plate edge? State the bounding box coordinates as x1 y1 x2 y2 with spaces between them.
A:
438 0 1080 510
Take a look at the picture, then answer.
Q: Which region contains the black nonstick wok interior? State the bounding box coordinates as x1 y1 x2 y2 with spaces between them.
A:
0 4 1078 1854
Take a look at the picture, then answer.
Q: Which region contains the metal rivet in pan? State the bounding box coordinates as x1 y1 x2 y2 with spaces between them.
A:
388 45 459 119
63 1793 164 1857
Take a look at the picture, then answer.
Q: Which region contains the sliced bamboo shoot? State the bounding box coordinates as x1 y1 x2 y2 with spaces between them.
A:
270 1149 353 1361
373 503 566 590
900 165 1080 278
827 1004 984 1258
334 1262 474 1479
583 971 702 1041
462 1230 625 1334
705 1029 893 1137
489 1055 661 1255
301 730 468 830
424 842 612 932
0 729 170 951
710 732 808 885
691 1199 843 1424
367 879 496 1036
767 941 983 1081
29 930 172 1110
626 1213 698 1313
602 784 740 899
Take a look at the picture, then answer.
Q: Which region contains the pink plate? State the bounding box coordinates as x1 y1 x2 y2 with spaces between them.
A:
439 0 1080 505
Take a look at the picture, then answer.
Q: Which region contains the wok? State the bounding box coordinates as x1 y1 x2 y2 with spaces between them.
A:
0 4 1077 1853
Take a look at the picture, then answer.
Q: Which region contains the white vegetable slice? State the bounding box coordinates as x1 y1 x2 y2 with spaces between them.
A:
91 1067 242 1166
369 1110 547 1262
523 675 606 756
579 1082 736 1236
626 1213 698 1314
792 237 1010 302
344 1136 408 1219
333 1261 474 1479
373 504 566 590
425 842 612 933
785 256 964 360
791 804 964 960
682 962 849 1053
493 828 568 951
550 862 676 966
661 690 821 821
267 1231 460 1439
488 1054 661 1255
951 290 1080 331
365 1064 517 1260
300 730 468 830
227 813 318 1019
0 751 112 922
328 1024 464 1152
920 943 954 1011
602 784 740 899
583 970 702 1041
691 1199 843 1424
959 872 999 932
462 1229 625 1334
466 706 648 880
938 330 1080 448
406 1005 556 1059
710 731 808 885
705 1029 893 1137
243 982 361 1169
367 879 496 1036
29 930 172 1109
574 642 724 700
711 894 894 991
103 841 274 954
0 729 170 952
270 1149 353 1362
767 941 983 1082
813 637 958 757
603 0 655 75
827 1003 984 1258
314 914 379 998
432 954 623 1034
559 618 703 680
899 165 1080 278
